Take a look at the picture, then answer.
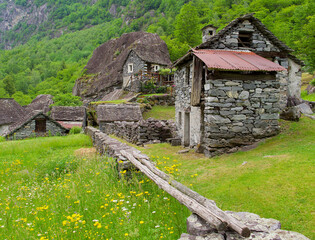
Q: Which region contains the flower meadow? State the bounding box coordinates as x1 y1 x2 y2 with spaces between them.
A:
0 135 188 239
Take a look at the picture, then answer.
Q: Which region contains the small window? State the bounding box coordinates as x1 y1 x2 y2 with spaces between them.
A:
208 30 213 36
153 65 160 72
128 63 133 73
238 31 252 48
185 66 190 85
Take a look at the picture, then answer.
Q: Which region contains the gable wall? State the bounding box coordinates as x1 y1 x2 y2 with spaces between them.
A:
0 124 10 136
6 118 67 140
122 51 146 88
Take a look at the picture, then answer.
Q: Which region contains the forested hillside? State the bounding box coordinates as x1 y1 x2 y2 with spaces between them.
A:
0 0 314 105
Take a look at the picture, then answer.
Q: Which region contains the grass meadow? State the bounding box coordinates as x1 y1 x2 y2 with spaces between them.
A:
0 135 188 240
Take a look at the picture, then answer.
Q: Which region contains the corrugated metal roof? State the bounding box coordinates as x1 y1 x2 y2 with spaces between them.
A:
193 49 286 72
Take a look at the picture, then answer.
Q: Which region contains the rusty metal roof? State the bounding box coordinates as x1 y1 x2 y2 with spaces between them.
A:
193 49 286 72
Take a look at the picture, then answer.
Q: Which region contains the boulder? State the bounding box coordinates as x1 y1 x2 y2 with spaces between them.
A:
280 107 301 121
296 103 313 115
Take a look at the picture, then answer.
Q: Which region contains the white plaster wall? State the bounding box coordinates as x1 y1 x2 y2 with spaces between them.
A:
288 59 302 99
190 106 201 147
0 125 9 136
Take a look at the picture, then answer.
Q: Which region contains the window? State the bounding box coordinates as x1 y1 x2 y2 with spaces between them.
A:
185 66 190 85
128 63 133 73
238 31 252 48
208 30 213 36
153 65 160 72
35 119 46 133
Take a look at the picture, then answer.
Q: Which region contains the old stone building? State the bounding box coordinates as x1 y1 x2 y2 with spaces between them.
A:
5 110 68 140
51 106 86 129
196 14 303 107
173 13 296 157
122 48 172 92
0 98 26 136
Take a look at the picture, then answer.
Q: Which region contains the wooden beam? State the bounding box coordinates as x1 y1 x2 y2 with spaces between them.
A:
191 56 203 106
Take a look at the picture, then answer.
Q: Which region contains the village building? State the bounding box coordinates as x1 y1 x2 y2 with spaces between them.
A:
173 13 297 157
5 110 68 140
0 98 26 136
51 106 86 129
122 48 172 92
25 94 54 114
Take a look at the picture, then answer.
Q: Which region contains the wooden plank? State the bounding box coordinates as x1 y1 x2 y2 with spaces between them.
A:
191 56 203 106
120 150 228 232
132 151 251 238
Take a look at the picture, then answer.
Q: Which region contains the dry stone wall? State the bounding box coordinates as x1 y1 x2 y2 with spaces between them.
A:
99 118 176 145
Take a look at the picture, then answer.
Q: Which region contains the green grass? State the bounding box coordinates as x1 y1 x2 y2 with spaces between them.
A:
90 99 128 105
301 90 315 101
0 134 187 239
132 117 315 239
139 94 168 97
143 106 175 120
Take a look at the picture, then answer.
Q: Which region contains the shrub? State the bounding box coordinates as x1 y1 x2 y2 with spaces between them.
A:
70 127 82 134
310 78 315 86
0 136 5 142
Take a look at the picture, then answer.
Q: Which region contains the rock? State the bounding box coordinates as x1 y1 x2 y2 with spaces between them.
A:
260 113 279 120
171 138 182 146
227 91 239 98
179 233 224 240
187 214 216 236
239 91 249 99
306 84 315 94
304 114 315 120
232 115 247 121
280 107 301 121
296 103 313 115
207 115 231 124
178 149 190 154
210 89 226 97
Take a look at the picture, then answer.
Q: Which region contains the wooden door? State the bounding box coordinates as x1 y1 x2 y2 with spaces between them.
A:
35 119 46 133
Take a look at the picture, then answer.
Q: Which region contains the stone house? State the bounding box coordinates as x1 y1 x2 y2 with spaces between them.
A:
173 14 303 157
122 48 172 92
5 110 68 140
0 98 26 136
51 106 86 129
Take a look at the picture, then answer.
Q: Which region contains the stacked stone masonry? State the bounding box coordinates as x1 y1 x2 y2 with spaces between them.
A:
99 118 176 145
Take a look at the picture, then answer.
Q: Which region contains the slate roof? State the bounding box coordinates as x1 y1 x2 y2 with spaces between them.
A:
51 106 86 121
0 98 26 126
25 94 54 114
193 49 286 72
5 110 68 137
97 104 143 122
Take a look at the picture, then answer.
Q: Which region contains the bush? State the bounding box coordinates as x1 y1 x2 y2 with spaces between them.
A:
310 78 315 86
69 127 82 134
0 136 5 142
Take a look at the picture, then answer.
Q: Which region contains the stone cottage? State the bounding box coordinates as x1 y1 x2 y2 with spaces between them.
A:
122 48 172 92
5 110 68 140
0 98 26 136
51 106 86 129
173 13 303 157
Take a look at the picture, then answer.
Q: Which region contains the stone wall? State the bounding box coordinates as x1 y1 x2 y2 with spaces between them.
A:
175 68 281 157
0 124 10 136
99 118 176 145
6 119 68 140
123 51 145 92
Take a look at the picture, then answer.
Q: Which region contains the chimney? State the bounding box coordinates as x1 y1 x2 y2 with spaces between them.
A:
202 25 218 43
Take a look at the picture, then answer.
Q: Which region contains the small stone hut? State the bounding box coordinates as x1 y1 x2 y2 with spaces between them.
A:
0 98 26 136
25 94 54 114
97 104 143 132
51 106 86 129
174 49 285 157
5 110 68 140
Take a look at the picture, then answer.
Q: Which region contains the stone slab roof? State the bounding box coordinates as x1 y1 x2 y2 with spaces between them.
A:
5 110 68 137
97 104 143 122
0 98 26 126
25 94 54 114
51 106 86 121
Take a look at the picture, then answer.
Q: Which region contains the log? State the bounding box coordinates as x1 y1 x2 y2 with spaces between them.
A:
120 150 227 232
132 151 250 238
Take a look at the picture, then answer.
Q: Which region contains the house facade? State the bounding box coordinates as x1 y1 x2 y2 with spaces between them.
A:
122 48 172 92
173 13 299 156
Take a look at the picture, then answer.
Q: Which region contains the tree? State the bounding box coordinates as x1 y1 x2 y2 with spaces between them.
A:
12 91 32 106
3 75 16 96
174 2 201 47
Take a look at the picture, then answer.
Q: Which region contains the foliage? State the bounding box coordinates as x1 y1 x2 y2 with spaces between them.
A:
0 136 5 142
11 91 32 105
52 93 83 106
301 90 315 102
69 126 82 134
310 78 315 86
0 134 188 239
141 79 167 94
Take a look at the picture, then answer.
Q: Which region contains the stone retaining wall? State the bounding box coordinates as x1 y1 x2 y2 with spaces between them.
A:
85 126 310 240
99 118 176 145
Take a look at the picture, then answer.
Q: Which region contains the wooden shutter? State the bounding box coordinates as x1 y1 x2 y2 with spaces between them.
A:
191 56 203 106
35 119 46 133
